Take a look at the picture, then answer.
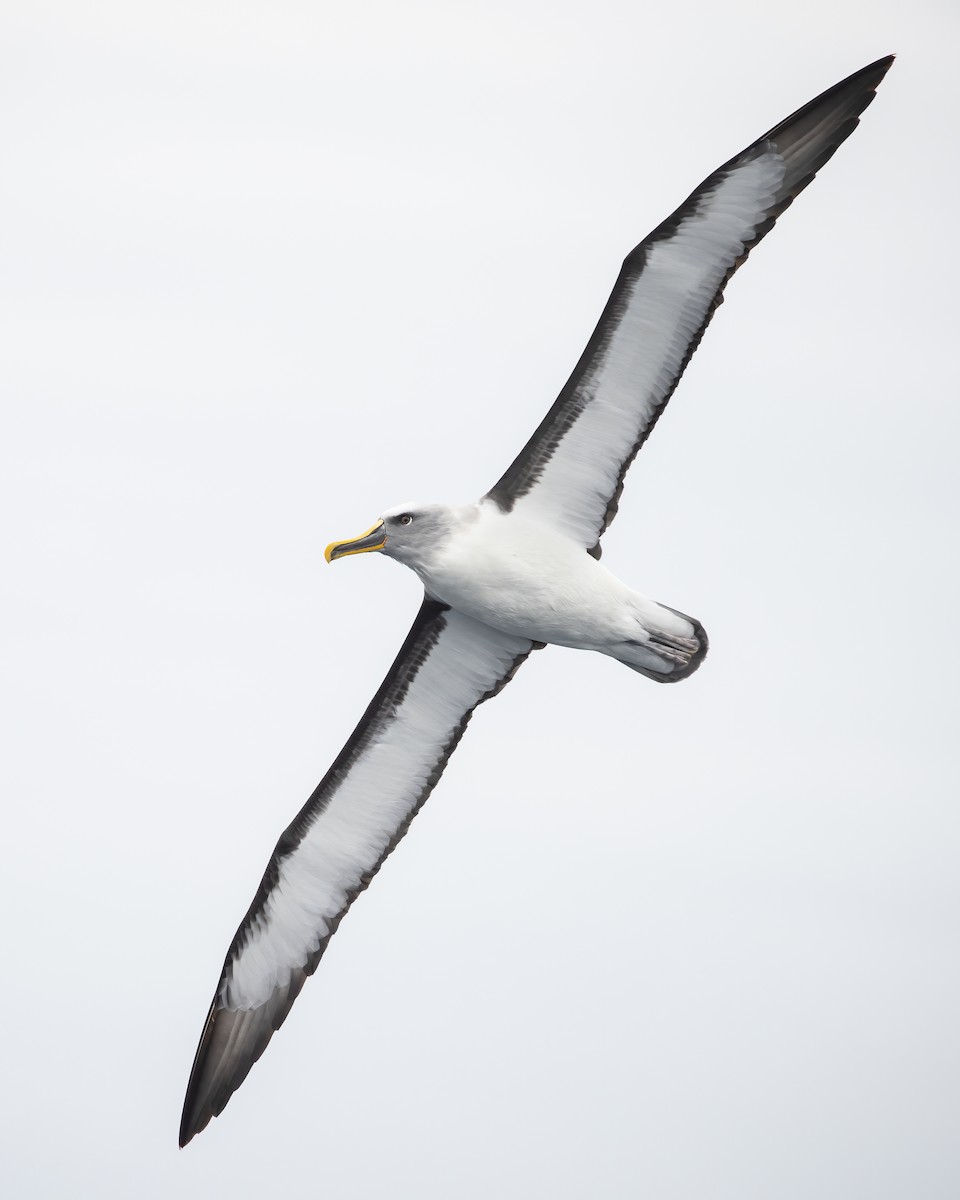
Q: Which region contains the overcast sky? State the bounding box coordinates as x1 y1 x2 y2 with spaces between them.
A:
2 2 959 1197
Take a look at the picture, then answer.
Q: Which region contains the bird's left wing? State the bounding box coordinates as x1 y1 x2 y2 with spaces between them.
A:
485 56 893 553
180 598 535 1146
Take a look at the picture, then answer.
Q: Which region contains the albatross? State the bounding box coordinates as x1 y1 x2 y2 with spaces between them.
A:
180 55 893 1145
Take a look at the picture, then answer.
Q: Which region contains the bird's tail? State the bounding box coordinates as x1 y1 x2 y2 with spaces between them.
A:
610 604 709 683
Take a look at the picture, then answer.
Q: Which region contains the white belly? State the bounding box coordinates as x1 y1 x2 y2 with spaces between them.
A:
414 504 692 650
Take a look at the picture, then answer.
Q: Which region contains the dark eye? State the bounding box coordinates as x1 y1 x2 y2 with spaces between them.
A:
399 514 413 526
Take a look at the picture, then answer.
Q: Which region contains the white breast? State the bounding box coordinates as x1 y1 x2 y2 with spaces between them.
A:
415 501 681 649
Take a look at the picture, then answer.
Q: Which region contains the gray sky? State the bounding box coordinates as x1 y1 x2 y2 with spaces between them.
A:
2 2 959 1196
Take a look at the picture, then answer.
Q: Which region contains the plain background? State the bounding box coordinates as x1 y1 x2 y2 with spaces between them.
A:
3 2 958 1196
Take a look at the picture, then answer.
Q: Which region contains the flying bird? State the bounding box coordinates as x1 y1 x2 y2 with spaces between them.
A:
180 55 893 1145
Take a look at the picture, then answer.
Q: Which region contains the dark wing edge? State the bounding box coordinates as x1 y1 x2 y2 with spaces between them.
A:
486 54 894 552
179 597 536 1147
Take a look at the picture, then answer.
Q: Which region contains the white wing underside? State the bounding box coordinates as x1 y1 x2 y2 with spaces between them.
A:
486 57 893 551
180 601 534 1143
225 609 531 1010
513 155 784 544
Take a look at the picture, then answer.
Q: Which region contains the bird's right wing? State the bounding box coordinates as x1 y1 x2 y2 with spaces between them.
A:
180 598 535 1146
486 56 893 553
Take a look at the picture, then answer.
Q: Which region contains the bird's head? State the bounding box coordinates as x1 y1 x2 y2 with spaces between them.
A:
324 503 457 572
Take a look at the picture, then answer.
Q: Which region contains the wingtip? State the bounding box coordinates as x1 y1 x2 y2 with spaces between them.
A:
179 1082 213 1148
179 969 316 1147
844 54 895 97
862 54 895 87
178 1104 209 1149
